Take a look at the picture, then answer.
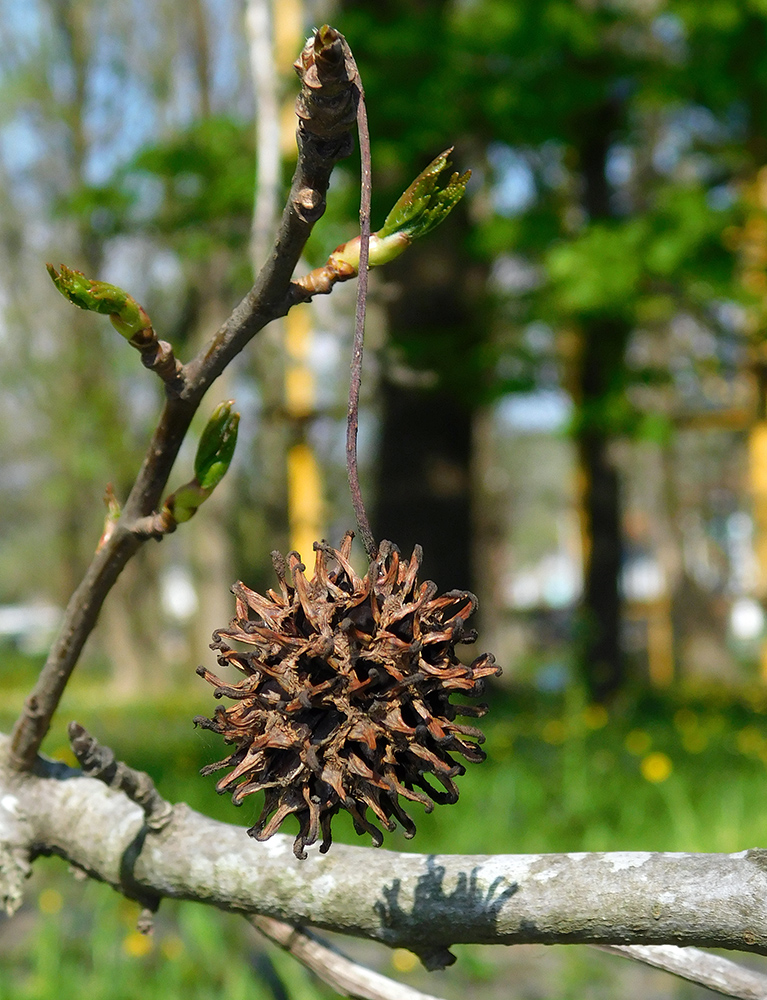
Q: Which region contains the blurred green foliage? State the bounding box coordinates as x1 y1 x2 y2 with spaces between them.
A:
64 117 255 251
337 0 750 396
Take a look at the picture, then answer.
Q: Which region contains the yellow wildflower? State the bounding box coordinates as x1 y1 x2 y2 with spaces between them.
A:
641 751 672 783
582 704 609 730
123 931 153 958
737 726 765 757
392 949 419 973
38 889 63 915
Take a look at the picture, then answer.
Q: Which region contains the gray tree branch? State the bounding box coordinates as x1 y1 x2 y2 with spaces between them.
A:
250 915 447 1000
3 734 767 989
596 945 767 1000
66 724 767 1000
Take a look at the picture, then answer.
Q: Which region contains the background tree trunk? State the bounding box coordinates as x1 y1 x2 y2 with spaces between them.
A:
574 96 629 700
374 238 477 592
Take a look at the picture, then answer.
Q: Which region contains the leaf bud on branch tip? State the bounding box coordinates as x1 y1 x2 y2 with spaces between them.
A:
161 402 240 528
294 149 470 298
378 148 471 241
46 263 153 343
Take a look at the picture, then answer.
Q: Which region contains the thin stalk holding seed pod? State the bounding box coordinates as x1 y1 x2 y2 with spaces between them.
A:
323 40 469 561
345 43 377 561
194 31 499 861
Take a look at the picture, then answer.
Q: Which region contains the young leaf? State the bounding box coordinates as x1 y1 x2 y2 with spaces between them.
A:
378 148 471 240
46 263 152 340
295 150 470 297
194 400 240 493
162 401 240 526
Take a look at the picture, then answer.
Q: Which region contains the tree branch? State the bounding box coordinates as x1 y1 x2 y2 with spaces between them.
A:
6 737 767 979
597 945 767 1000
67 722 173 832
250 915 447 1000
183 25 358 391
9 25 359 773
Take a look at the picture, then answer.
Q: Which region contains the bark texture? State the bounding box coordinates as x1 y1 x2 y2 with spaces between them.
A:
3 736 767 970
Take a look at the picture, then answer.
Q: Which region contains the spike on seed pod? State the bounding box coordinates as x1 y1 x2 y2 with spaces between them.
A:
195 533 501 859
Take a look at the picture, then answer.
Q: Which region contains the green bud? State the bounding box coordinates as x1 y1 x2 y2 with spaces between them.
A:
378 149 471 241
168 482 208 524
329 231 412 273
294 150 470 298
97 484 122 551
46 263 151 340
104 483 121 521
194 400 240 492
161 402 239 527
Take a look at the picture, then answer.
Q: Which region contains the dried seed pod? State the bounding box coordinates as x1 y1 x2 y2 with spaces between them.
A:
195 534 500 859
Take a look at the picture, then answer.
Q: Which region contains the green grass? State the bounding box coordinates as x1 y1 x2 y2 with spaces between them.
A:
3 679 767 998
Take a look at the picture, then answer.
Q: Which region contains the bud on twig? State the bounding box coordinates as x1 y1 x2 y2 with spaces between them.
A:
46 264 152 341
378 147 471 241
97 484 122 552
194 400 240 493
161 401 239 527
294 25 357 141
293 149 471 298
46 264 184 390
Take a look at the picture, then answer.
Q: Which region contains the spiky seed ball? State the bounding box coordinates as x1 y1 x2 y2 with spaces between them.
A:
195 533 500 859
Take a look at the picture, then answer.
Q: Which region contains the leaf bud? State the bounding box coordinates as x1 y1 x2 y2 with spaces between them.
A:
46 263 152 341
378 149 471 241
194 400 240 493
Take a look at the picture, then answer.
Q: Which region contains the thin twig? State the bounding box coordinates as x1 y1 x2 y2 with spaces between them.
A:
66 722 172 928
9 26 358 773
67 722 173 831
249 915 447 1000
344 47 377 560
596 944 767 1000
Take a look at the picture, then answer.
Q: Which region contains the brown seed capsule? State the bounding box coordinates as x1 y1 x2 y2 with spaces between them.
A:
195 533 500 859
